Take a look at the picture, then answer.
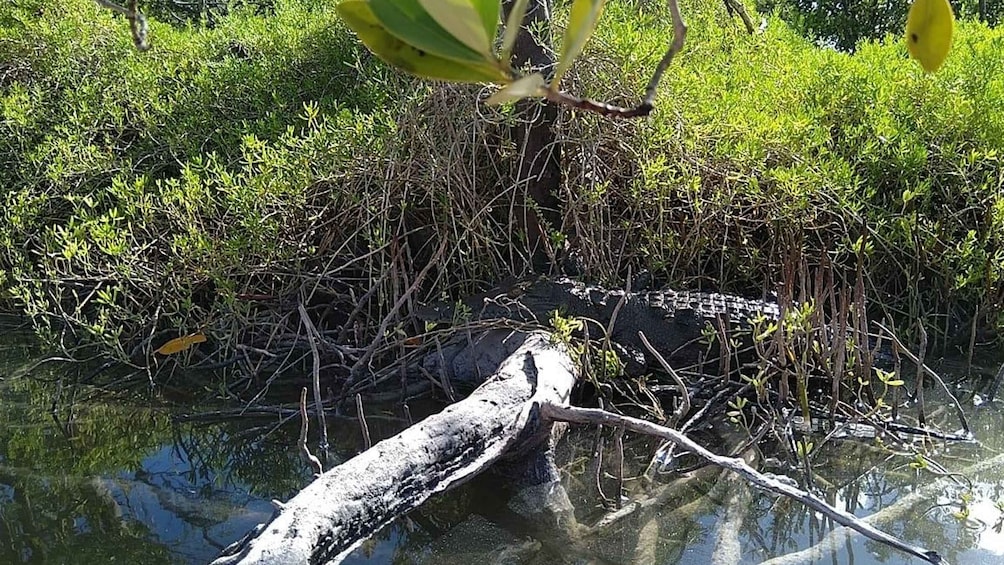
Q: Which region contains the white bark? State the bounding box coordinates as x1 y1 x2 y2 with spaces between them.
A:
212 330 576 565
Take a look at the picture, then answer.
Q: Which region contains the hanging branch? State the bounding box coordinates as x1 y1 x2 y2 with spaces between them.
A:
94 0 150 50
541 0 688 118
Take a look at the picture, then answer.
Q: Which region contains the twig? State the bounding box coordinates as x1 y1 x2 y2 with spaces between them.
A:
539 0 687 118
539 402 943 565
916 323 928 426
298 387 322 476
641 0 688 108
355 393 372 450
94 0 150 50
348 239 448 390
987 361 1004 402
721 0 756 34
613 427 625 509
298 302 329 450
638 331 690 425
434 338 457 402
591 428 612 507
875 322 971 436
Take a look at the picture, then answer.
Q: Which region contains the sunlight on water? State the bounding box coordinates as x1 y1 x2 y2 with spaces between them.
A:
2 327 1003 564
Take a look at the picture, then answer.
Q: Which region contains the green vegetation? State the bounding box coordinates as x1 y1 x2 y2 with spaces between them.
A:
1 0 1001 363
759 0 1002 52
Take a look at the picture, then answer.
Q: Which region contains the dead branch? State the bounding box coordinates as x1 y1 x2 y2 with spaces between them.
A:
538 402 944 564
298 302 329 450
298 387 322 476
875 322 971 436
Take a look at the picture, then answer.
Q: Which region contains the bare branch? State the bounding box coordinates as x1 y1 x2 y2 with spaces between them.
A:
299 387 323 476
94 0 150 50
299 302 330 450
874 322 971 436
539 402 943 564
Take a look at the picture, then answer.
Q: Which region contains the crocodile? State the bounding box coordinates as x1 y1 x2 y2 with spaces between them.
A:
417 276 782 376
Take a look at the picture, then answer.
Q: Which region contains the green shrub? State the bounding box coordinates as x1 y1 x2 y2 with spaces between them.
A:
1 0 1001 360
563 0 1003 341
0 0 407 352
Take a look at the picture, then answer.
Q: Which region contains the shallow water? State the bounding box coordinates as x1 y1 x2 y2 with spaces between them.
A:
1 329 1002 564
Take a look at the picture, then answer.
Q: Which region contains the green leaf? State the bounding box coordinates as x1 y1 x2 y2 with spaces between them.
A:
500 0 529 61
369 0 488 64
417 0 498 57
553 0 606 86
486 73 546 104
338 1 508 83
473 0 501 43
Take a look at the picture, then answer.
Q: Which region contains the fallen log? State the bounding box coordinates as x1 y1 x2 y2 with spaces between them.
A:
211 330 577 564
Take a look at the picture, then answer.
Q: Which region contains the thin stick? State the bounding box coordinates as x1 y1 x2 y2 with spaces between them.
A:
355 393 372 450
298 387 322 476
915 323 928 426
638 330 691 425
539 402 943 565
348 239 448 389
94 0 149 50
642 0 688 108
986 361 1004 402
613 427 625 509
722 0 756 34
875 322 971 436
298 302 329 450
592 429 612 507
538 0 687 119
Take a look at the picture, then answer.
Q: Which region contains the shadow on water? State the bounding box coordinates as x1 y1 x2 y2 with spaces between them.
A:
1 326 1003 564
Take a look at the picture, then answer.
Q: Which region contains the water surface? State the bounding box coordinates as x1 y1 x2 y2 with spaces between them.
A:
1 330 1002 564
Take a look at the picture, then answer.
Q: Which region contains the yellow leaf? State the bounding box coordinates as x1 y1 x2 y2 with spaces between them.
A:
155 333 207 355
906 0 954 73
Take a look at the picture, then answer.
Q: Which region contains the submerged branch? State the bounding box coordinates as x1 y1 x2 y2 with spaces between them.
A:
539 402 944 565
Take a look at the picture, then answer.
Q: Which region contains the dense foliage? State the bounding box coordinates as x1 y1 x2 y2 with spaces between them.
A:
0 0 1001 358
759 0 1001 51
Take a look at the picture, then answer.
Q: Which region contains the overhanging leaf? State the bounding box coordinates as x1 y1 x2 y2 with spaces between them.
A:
155 333 207 356
369 0 489 64
500 0 530 61
553 0 606 86
472 0 501 44
486 72 546 104
339 1 509 83
418 0 494 57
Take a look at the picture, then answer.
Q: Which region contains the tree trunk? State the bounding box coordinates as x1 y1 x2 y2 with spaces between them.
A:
505 0 562 269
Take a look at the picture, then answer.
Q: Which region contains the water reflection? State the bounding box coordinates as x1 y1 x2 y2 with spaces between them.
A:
0 334 316 564
1 330 1002 564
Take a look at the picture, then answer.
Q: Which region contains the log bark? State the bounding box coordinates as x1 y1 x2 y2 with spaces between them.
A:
211 330 576 565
